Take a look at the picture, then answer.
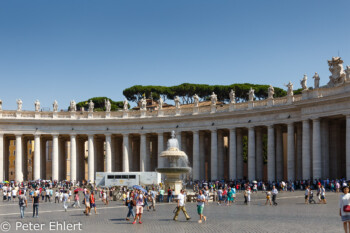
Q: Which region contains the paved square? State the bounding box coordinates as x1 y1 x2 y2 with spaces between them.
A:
0 191 343 233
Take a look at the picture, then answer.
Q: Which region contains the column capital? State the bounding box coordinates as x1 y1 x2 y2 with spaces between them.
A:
311 117 320 122
287 122 295 126
192 130 199 134
267 124 274 129
105 133 112 137
15 134 22 137
302 119 310 123
229 127 236 132
346 114 350 119
70 133 77 137
51 133 59 137
211 128 217 133
34 133 41 137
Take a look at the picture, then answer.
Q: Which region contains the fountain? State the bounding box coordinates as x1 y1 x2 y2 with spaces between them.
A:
156 131 191 195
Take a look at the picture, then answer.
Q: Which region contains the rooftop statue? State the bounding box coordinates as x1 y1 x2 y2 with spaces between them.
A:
174 96 180 109
285 81 294 96
123 98 128 111
34 100 40 112
327 57 346 87
193 94 199 107
104 99 111 112
70 100 76 112
158 97 163 110
313 72 320 89
17 99 22 111
210 92 217 106
248 88 255 102
268 85 274 99
140 97 146 110
88 100 94 112
301 74 308 90
229 89 235 104
53 100 58 112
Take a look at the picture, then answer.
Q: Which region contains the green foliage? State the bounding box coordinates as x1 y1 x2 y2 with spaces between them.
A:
123 83 287 104
75 97 125 111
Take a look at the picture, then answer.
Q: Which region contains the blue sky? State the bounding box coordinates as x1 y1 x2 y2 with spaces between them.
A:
0 0 349 110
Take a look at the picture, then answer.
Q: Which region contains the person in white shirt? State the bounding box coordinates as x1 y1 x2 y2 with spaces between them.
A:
55 190 60 203
340 186 350 231
271 185 278 206
62 190 69 212
12 189 17 202
173 189 190 221
320 185 327 204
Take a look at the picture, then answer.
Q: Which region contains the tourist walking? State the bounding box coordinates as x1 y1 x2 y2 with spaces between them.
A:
159 188 164 202
167 187 172 203
63 190 69 212
18 190 27 219
173 189 191 221
320 185 327 204
305 186 310 204
265 191 272 205
90 192 98 214
133 190 144 224
126 191 135 221
72 191 81 208
339 186 350 233
149 188 157 211
32 191 39 218
197 190 206 223
55 190 59 203
84 190 91 216
272 185 278 206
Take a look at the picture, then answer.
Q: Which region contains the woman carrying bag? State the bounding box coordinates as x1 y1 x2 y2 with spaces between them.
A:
340 186 350 232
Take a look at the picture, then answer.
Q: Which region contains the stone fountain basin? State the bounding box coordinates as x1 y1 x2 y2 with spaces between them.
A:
156 167 191 174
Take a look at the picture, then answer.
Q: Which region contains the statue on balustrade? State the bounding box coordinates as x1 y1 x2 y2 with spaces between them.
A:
285 81 294 96
123 98 129 111
268 85 274 99
327 57 346 87
17 99 22 111
229 89 235 104
193 94 199 107
70 100 76 112
313 72 320 89
140 97 147 110
248 88 255 102
300 74 308 90
210 92 217 106
345 66 350 82
88 100 94 112
34 100 40 112
174 96 181 109
158 97 163 110
105 99 111 112
53 100 58 112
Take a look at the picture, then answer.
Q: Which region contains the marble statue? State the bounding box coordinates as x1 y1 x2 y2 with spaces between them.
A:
313 72 320 89
88 100 94 112
193 94 199 107
17 99 22 111
158 97 163 110
301 74 308 90
0 100 3 111
229 89 235 104
268 85 274 99
34 100 40 112
53 100 58 112
248 88 255 102
70 100 76 112
285 81 294 96
140 97 146 110
123 98 128 111
327 57 346 87
210 92 217 105
174 96 181 109
105 99 111 112
345 66 350 82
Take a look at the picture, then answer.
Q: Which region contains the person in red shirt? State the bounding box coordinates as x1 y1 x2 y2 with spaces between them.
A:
90 192 98 215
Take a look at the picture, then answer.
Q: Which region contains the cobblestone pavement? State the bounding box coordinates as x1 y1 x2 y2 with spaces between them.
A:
0 191 344 233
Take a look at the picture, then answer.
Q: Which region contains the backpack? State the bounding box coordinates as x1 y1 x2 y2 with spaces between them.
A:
19 197 25 206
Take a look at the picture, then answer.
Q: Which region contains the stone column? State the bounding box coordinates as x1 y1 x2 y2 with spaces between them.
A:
70 134 77 182
211 129 218 180
105 134 112 173
248 126 256 181
236 129 243 179
0 134 3 182
275 125 283 180
52 134 59 181
229 128 236 180
88 134 95 182
33 134 41 180
312 118 321 179
157 133 164 168
302 120 311 180
255 127 263 180
140 133 146 172
176 131 182 150
267 125 275 181
346 115 350 180
15 135 23 182
192 130 200 180
122 134 129 172
287 123 295 181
